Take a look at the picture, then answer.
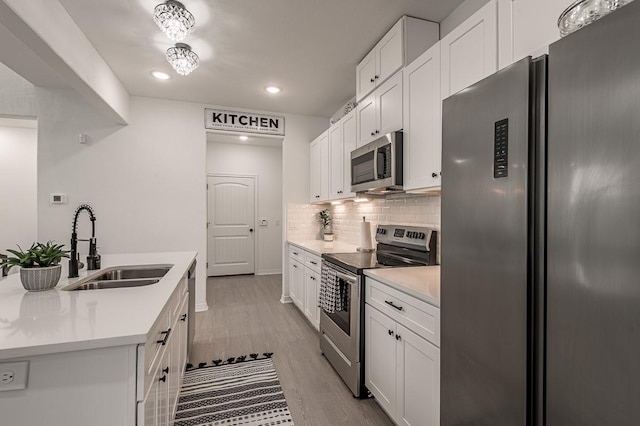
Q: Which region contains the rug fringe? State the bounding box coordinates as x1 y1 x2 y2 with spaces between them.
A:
186 352 274 370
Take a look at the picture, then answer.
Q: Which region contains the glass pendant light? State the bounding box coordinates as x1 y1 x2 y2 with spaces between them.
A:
166 43 199 75
153 1 195 42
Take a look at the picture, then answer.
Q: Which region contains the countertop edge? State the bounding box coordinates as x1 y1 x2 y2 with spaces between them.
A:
364 267 441 308
287 239 359 256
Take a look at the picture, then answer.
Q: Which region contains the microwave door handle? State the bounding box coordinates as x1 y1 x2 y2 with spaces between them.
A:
372 148 379 181
376 148 386 179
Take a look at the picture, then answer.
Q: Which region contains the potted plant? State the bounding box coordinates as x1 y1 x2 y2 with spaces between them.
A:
1 242 70 291
318 209 334 241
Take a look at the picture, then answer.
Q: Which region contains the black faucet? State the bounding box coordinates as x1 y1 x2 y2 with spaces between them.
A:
68 204 101 278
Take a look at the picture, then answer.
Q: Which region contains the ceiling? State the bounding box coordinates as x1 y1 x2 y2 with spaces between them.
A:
58 0 465 118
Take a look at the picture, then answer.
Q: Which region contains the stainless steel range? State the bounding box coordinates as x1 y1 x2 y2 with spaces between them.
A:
320 224 437 397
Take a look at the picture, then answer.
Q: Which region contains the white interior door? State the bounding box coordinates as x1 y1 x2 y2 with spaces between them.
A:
207 175 255 276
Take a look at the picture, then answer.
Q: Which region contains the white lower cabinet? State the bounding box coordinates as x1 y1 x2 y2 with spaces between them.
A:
289 258 304 310
138 277 189 425
365 278 440 426
396 324 440 426
304 268 321 330
288 244 321 331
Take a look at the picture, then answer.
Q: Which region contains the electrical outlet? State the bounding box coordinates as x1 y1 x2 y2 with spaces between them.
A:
0 361 28 391
1 371 14 384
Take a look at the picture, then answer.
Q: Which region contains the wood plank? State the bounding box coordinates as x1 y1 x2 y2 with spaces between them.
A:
192 274 394 425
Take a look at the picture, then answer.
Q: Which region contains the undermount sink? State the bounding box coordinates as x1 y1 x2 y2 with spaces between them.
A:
63 264 173 291
71 278 161 290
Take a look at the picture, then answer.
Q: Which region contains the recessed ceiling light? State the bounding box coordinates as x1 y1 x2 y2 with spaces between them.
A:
151 70 171 80
239 136 249 141
264 86 282 94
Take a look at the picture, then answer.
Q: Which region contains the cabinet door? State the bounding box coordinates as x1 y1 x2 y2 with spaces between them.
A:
138 381 159 426
396 324 440 426
289 260 303 309
356 49 377 102
341 110 357 197
169 293 188 422
365 304 397 417
356 93 377 146
328 121 344 199
440 0 498 99
377 70 403 137
377 19 404 85
309 132 329 202
403 44 442 191
304 268 320 330
157 349 170 426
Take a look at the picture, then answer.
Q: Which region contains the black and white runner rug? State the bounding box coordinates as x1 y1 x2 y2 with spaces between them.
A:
174 353 294 426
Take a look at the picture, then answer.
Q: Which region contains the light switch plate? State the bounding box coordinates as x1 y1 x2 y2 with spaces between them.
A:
0 361 29 391
49 193 68 204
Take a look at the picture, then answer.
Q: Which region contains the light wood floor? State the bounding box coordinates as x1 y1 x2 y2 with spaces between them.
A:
192 274 394 426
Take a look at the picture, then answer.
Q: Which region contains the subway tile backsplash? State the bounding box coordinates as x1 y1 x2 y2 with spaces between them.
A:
286 193 441 263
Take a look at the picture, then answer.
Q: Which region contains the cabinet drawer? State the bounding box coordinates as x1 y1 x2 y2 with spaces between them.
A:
365 277 440 347
304 252 322 274
289 245 304 262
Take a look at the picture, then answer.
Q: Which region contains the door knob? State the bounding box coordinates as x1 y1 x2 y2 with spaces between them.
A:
432 172 438 178
249 228 254 232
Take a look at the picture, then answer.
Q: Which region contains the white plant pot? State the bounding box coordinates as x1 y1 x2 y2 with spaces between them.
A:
19 265 62 292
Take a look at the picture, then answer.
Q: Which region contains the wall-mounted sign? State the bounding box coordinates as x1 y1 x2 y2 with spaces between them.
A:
205 108 285 136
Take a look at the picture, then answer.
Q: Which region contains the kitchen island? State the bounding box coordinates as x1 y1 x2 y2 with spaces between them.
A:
0 251 197 426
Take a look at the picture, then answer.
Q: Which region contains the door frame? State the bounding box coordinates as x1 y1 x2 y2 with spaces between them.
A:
206 173 259 276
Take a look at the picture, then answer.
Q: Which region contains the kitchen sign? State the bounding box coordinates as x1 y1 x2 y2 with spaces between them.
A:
205 108 285 136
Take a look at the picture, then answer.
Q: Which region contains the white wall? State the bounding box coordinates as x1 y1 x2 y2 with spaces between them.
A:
0 62 37 118
36 92 209 309
206 141 283 275
0 122 37 254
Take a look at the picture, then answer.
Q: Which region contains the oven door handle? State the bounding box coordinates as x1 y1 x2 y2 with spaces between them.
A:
335 271 357 285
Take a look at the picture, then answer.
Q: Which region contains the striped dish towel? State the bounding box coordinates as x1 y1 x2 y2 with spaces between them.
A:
320 263 341 313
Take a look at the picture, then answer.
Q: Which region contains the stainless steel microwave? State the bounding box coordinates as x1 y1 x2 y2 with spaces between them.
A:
350 131 403 194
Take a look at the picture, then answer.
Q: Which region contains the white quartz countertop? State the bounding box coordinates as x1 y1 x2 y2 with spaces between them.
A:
288 239 359 256
0 251 197 360
364 266 441 308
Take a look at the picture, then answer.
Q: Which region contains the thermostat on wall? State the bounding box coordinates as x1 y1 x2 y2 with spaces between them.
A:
49 193 68 204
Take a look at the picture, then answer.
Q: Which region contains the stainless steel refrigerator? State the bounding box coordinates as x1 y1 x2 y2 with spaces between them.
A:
440 2 640 425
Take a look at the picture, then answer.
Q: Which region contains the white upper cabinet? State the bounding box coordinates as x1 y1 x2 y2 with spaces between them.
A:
356 50 378 102
356 17 439 103
512 0 576 61
403 43 442 192
329 109 356 199
377 71 403 138
357 70 403 147
377 20 404 85
309 131 329 203
440 0 499 100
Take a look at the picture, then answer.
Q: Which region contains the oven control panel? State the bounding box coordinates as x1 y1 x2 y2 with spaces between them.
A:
376 225 436 250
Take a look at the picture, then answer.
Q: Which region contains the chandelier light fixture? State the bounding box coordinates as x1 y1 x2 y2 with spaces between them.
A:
153 0 195 42
166 43 199 75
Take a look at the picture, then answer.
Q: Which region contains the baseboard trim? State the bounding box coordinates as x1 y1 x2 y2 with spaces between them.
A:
280 295 292 304
195 301 209 312
256 270 282 276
